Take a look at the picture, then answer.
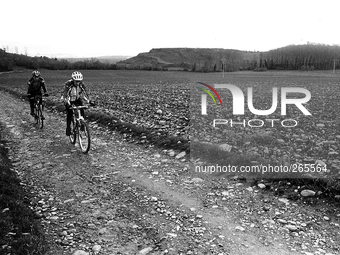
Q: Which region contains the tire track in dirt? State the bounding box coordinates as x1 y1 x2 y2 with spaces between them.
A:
0 91 300 255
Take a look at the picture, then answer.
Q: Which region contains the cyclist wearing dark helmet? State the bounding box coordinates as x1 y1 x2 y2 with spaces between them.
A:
27 71 48 118
62 71 94 136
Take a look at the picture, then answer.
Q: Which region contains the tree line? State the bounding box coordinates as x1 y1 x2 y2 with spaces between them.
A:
0 49 117 72
263 43 340 70
190 43 340 72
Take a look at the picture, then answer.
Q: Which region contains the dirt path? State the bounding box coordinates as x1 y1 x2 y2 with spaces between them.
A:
0 91 331 255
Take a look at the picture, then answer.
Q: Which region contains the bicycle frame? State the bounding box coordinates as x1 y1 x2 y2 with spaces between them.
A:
71 105 88 124
69 105 91 153
33 95 44 107
32 95 45 128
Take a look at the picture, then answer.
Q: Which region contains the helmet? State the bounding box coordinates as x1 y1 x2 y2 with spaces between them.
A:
32 71 40 77
71 71 83 81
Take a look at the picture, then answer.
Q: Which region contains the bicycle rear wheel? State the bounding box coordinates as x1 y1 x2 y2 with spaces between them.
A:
69 118 77 144
78 120 90 153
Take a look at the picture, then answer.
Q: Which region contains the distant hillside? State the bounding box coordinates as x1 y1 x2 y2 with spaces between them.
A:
116 44 340 72
0 49 118 71
116 48 261 72
2 43 339 72
64 56 132 64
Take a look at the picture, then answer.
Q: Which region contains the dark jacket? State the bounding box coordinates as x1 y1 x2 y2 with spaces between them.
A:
27 77 47 95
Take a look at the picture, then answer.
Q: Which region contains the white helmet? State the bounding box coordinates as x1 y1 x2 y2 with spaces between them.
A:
71 71 83 81
32 70 40 77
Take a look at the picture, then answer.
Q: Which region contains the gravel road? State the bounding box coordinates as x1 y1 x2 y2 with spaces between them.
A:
1 90 338 255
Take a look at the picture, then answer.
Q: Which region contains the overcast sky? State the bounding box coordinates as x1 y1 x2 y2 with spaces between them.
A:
1 0 339 58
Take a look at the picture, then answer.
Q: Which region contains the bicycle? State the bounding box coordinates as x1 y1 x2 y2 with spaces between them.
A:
68 105 91 153
28 94 48 129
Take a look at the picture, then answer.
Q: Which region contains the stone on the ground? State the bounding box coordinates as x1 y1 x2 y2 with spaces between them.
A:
300 189 316 197
72 250 89 255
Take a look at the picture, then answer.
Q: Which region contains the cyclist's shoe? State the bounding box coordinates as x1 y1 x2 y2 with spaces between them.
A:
80 124 85 131
30 112 35 116
41 115 45 120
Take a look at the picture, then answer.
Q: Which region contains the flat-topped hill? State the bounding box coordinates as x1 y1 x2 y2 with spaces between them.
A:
117 48 261 71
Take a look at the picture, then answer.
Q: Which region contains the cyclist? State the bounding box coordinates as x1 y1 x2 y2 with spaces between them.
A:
62 71 94 136
27 71 48 118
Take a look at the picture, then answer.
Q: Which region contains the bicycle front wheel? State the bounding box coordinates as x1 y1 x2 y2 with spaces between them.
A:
69 118 77 144
36 106 43 129
78 120 90 153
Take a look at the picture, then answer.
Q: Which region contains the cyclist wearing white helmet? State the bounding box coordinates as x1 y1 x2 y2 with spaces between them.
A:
27 70 49 117
62 71 94 136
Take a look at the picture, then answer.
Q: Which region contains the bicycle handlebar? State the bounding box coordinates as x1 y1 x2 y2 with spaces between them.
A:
70 105 89 109
27 94 49 98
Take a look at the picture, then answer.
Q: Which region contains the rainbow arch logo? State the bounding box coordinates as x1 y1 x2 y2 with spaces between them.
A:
196 82 223 108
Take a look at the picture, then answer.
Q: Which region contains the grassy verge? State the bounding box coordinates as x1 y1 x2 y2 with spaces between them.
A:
191 141 340 198
0 125 47 255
